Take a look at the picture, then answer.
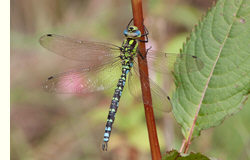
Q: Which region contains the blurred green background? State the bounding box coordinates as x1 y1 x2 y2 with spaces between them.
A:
10 0 250 160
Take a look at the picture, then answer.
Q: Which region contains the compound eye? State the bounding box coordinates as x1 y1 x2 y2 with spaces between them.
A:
123 29 128 36
135 30 141 37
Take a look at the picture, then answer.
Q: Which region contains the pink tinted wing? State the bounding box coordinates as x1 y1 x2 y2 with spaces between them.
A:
43 59 122 94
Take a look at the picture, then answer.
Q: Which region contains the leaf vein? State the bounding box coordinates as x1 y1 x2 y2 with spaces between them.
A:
185 0 244 142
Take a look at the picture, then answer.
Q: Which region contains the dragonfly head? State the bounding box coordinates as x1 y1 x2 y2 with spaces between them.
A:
123 26 141 38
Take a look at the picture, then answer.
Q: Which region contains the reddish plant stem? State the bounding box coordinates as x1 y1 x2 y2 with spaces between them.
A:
131 0 161 160
179 139 186 153
183 109 198 153
184 139 191 153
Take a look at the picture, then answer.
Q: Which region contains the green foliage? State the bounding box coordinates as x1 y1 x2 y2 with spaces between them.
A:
172 0 250 141
162 150 210 160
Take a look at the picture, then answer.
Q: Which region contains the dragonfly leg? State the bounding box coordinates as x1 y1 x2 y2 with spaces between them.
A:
138 50 145 59
141 25 149 37
139 25 149 43
143 46 152 57
146 46 152 53
137 45 152 59
139 38 148 43
141 18 149 37
127 18 134 29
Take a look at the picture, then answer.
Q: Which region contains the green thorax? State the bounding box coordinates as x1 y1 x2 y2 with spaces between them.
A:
120 38 138 67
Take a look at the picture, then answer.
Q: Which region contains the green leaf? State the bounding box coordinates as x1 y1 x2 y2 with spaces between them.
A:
162 150 210 160
172 0 250 142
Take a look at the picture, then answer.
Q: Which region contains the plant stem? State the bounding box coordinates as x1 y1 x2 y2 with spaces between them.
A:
179 139 186 153
130 0 161 160
184 140 191 153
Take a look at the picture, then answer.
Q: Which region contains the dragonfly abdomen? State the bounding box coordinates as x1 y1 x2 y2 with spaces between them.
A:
102 64 131 151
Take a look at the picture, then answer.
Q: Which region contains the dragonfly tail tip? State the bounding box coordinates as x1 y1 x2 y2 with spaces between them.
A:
102 142 108 151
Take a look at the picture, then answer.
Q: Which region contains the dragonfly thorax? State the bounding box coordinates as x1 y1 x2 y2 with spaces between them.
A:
120 38 138 66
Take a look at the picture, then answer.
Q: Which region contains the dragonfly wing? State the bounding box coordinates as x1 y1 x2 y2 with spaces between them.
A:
144 50 204 74
128 60 172 112
43 58 122 94
39 34 121 68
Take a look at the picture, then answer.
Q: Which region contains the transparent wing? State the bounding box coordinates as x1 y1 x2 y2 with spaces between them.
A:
43 58 122 94
128 60 172 112
39 34 121 68
143 50 204 74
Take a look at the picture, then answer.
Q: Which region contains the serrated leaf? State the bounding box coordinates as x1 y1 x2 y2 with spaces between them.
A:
162 150 210 160
172 0 250 143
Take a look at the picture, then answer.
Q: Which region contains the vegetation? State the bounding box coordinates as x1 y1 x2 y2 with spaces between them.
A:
11 0 250 159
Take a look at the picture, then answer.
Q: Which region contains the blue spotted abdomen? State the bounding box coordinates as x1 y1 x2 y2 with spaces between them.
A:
102 63 132 151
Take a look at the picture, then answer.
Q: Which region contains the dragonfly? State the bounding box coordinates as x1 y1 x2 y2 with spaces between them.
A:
39 19 204 151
